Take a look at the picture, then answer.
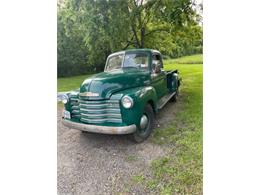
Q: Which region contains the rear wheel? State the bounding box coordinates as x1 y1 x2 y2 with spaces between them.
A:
171 87 179 102
132 104 155 143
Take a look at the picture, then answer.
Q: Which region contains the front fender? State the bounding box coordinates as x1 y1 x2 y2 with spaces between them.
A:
111 86 158 126
58 89 80 112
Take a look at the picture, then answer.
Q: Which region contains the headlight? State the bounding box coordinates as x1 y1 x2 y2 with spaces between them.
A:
62 98 68 104
122 95 133 109
57 94 69 104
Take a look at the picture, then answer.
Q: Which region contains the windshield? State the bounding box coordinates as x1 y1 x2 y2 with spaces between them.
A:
105 53 149 71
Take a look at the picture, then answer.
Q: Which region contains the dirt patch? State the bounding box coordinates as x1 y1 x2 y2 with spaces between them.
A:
57 104 177 195
155 96 183 129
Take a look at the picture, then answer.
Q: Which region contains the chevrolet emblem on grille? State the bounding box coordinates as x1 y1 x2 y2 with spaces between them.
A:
79 92 99 97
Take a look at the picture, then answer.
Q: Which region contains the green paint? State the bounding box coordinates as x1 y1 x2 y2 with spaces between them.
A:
62 49 180 127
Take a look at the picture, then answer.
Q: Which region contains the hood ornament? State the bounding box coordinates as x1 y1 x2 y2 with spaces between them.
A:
79 92 99 97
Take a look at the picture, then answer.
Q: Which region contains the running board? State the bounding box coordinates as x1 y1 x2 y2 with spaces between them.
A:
157 92 176 110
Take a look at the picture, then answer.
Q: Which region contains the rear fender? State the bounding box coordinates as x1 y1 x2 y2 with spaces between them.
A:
167 70 180 92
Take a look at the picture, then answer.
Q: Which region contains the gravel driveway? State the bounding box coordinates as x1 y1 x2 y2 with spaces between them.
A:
57 101 178 195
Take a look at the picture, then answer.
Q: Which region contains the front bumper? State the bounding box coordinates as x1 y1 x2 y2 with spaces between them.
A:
62 119 136 134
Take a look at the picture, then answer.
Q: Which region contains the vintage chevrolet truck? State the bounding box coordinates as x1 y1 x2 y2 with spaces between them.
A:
58 49 181 142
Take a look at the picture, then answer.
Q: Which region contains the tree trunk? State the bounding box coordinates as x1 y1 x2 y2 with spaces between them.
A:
131 24 140 48
140 27 145 48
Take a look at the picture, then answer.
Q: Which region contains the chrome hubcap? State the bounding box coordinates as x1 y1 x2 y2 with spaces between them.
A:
140 114 148 130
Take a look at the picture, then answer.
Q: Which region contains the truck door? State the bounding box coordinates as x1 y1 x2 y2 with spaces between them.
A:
150 53 168 99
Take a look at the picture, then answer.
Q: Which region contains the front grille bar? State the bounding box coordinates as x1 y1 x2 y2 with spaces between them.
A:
69 96 122 124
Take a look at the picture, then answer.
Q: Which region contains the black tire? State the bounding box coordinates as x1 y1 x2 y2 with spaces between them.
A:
131 104 155 143
171 87 179 102
81 130 88 134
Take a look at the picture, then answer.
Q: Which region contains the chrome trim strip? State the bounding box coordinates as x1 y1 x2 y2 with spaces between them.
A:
62 119 135 134
79 92 99 97
80 113 121 118
81 116 122 123
79 102 118 105
158 92 176 109
78 100 119 104
80 118 122 123
79 108 119 112
79 104 120 108
71 110 80 114
72 114 81 118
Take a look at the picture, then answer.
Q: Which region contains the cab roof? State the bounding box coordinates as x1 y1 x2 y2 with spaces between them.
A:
124 48 160 53
108 48 160 58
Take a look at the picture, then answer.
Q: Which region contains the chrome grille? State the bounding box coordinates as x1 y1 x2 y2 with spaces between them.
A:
70 96 80 119
69 95 122 124
79 99 122 123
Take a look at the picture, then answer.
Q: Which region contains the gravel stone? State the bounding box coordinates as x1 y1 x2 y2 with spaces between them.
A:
57 103 175 195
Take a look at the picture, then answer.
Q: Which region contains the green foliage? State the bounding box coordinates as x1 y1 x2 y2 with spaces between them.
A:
57 13 90 77
58 0 203 77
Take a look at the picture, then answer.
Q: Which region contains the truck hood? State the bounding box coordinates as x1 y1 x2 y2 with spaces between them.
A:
80 68 150 99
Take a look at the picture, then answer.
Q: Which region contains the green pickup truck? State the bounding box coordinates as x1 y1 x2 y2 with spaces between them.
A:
58 49 181 142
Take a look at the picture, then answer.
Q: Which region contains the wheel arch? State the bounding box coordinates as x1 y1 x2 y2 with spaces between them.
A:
147 99 156 114
111 86 158 126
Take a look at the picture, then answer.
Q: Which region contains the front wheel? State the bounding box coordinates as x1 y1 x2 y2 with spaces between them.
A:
81 130 88 134
131 104 155 143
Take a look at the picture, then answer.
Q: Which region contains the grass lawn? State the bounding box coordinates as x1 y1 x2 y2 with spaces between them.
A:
58 74 92 92
166 54 203 64
147 56 202 194
57 54 203 194
130 54 203 194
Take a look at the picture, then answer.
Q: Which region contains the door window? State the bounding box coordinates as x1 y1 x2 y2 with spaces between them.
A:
152 54 163 73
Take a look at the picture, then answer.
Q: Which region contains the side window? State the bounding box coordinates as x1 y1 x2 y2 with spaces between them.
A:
152 53 163 71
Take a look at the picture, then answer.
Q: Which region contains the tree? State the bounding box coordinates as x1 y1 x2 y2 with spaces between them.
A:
124 0 198 48
57 0 203 76
57 11 89 77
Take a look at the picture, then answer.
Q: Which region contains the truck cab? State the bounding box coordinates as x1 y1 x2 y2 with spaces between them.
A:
58 49 180 142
